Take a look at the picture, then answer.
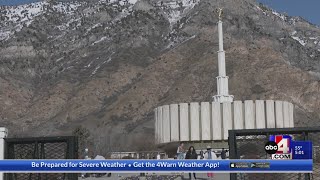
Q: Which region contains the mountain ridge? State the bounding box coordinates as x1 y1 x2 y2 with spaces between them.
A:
0 0 319 153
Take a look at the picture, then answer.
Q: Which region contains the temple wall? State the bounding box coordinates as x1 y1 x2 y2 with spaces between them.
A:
155 100 294 144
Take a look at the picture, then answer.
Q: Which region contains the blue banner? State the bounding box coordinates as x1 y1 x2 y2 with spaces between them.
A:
291 141 313 159
0 160 312 173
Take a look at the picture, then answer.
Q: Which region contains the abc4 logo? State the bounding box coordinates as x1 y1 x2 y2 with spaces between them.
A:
265 136 291 154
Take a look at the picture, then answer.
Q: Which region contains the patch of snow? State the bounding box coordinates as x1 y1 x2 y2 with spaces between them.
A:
85 60 94 68
113 7 133 22
106 57 112 63
161 0 200 27
255 5 262 11
0 1 83 41
291 36 307 46
0 1 47 39
69 18 82 29
309 37 317 40
165 34 196 50
97 0 138 23
314 41 318 45
255 5 267 15
52 2 82 15
99 0 137 5
165 41 175 49
91 36 108 45
288 17 299 25
91 63 102 75
91 57 113 75
98 0 138 23
66 66 73 70
0 31 12 41
181 34 196 43
179 22 185 29
272 11 286 21
56 25 66 31
99 0 117 4
56 57 64 62
128 0 138 4
91 23 102 30
290 31 297 36
56 18 81 31
85 23 102 35
15 24 24 32
4 1 46 22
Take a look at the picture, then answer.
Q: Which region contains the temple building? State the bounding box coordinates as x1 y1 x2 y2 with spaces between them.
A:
154 10 294 150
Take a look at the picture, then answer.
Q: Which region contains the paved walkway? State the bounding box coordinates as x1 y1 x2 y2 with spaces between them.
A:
78 173 230 180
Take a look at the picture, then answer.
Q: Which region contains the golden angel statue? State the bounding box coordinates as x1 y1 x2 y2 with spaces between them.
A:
217 8 223 20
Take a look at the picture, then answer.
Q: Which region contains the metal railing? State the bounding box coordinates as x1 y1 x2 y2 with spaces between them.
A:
4 136 78 180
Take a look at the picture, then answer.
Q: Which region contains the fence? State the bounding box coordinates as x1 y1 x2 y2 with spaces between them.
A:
4 136 78 180
228 127 320 180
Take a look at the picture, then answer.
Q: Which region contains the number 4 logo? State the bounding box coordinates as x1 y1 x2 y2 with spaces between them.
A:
275 135 291 154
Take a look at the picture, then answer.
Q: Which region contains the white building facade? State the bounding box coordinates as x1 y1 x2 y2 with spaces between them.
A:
154 100 294 144
154 11 294 144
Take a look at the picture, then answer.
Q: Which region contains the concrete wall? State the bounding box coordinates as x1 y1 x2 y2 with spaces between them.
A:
170 104 179 142
155 100 294 144
179 103 189 141
190 102 200 141
201 102 211 140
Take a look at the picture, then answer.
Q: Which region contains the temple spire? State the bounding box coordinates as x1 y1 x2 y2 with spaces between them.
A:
213 8 234 103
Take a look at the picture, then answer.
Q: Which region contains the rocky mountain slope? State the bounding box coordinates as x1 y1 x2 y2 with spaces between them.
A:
0 0 319 153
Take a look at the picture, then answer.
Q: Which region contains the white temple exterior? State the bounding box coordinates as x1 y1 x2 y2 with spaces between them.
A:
154 12 294 144
212 19 233 103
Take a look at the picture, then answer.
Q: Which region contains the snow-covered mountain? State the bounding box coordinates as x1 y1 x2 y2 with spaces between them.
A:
0 0 319 153
255 3 320 53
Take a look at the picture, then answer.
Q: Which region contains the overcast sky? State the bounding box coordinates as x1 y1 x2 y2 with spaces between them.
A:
0 0 319 26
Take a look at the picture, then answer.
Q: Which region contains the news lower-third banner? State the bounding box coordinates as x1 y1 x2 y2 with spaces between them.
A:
0 159 312 173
